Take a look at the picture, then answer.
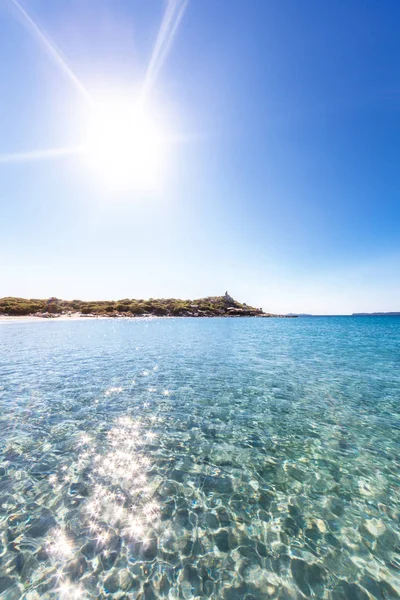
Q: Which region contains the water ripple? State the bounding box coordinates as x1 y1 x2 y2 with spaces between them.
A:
0 316 400 598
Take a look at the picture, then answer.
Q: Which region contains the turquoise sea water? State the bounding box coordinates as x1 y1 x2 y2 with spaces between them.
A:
0 316 400 599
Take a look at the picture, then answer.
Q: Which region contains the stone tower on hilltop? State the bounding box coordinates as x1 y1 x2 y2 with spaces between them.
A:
224 291 235 304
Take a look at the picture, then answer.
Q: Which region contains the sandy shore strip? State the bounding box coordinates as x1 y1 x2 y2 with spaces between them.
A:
0 314 94 324
0 314 160 324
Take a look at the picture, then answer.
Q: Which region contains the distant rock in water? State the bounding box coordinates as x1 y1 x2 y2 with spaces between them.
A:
0 294 295 318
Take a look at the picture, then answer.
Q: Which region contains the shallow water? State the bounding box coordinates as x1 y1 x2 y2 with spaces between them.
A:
0 316 400 599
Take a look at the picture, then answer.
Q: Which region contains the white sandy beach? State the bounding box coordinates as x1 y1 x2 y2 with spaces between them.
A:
0 314 161 324
0 314 113 324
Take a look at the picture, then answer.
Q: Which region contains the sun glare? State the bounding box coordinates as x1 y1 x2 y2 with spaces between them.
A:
83 96 166 192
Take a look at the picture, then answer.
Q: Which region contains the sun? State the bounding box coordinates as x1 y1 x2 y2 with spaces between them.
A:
82 95 167 192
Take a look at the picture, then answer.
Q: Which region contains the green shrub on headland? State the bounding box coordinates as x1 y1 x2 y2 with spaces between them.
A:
0 294 283 317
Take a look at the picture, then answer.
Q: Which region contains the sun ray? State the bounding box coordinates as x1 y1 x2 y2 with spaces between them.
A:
3 0 190 172
8 0 93 106
0 146 83 165
141 0 189 103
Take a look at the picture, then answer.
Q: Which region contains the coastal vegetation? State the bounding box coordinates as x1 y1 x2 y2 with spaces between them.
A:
0 294 284 317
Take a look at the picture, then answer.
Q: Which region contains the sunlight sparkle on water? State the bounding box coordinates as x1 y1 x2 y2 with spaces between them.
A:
48 528 74 559
40 403 162 594
58 581 85 600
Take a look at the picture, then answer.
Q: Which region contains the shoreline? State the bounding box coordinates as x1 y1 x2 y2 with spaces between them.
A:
0 313 289 323
0 314 157 323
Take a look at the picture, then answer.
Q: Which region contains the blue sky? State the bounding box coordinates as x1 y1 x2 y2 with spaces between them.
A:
0 0 399 314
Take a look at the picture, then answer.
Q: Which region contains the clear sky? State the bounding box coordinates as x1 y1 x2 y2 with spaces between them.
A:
0 0 399 314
